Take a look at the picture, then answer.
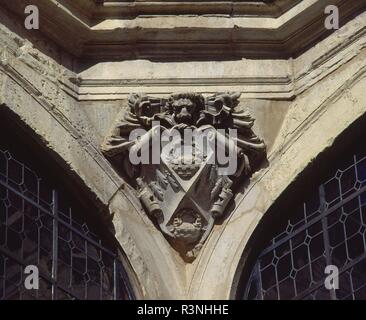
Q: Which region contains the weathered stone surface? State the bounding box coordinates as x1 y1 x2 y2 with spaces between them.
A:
101 92 267 260
0 1 365 299
2 0 365 59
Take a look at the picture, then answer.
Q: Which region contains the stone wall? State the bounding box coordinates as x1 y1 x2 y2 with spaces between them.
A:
0 2 365 299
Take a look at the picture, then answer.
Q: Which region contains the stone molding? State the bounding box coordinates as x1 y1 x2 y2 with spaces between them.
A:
74 11 366 100
89 0 299 18
1 3 365 101
3 0 366 59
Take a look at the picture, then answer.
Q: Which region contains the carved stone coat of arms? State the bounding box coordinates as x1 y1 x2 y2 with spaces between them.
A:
101 92 266 260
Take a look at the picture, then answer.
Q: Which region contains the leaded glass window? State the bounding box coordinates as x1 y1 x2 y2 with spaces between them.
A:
0 134 135 300
242 144 366 300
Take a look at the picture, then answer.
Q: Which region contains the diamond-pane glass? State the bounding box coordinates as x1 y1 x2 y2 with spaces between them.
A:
0 148 134 300
243 151 366 300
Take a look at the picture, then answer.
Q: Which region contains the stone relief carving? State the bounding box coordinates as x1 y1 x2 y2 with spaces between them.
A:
101 92 266 261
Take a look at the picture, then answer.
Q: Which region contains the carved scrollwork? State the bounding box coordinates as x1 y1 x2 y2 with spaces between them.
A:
101 92 266 261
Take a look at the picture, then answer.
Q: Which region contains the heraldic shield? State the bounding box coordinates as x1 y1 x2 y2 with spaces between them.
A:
101 92 267 261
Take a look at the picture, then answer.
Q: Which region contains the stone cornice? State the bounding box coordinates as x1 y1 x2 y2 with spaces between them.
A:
91 0 299 18
3 0 366 59
73 11 366 100
1 7 365 102
57 1 300 20
74 76 294 100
